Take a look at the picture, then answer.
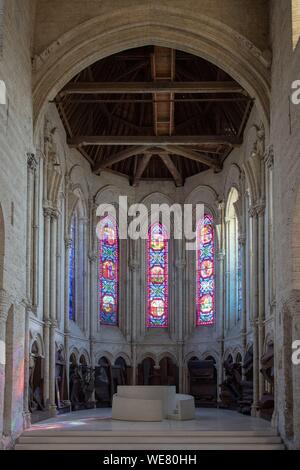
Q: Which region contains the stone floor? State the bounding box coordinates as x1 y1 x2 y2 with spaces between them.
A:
25 407 272 433
15 408 284 449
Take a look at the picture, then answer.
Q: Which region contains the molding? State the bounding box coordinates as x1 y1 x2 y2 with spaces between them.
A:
32 7 270 140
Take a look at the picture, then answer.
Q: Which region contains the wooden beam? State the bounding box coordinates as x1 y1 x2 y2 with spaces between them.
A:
93 146 148 173
57 97 251 104
159 154 183 186
132 154 152 186
60 81 245 96
162 145 221 170
68 135 241 147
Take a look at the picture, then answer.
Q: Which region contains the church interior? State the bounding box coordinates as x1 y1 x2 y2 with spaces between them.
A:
0 0 300 451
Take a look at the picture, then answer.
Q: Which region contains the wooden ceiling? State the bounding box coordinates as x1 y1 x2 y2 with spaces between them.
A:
55 46 253 186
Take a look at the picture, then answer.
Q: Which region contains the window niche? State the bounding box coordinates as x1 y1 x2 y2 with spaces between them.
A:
225 188 241 329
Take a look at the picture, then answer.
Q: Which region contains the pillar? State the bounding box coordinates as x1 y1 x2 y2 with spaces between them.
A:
249 206 259 416
49 210 58 416
0 289 9 440
257 203 266 402
64 237 72 402
175 241 185 392
42 207 51 406
217 201 225 401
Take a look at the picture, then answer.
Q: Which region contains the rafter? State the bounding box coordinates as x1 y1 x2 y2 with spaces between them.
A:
159 154 183 187
68 135 241 147
162 145 222 170
60 81 245 96
93 145 148 173
131 154 152 186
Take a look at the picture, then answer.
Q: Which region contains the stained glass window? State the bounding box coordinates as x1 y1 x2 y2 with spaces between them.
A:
238 242 243 319
196 213 215 326
69 214 76 321
147 223 169 328
99 216 119 325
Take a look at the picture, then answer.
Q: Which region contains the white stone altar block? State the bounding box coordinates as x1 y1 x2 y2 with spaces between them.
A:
112 385 195 421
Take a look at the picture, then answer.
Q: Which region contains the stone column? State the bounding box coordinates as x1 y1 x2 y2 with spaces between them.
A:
0 289 9 438
239 234 247 357
43 207 51 406
64 237 72 401
26 153 37 303
175 248 185 393
217 201 225 400
129 256 139 385
257 203 266 403
49 210 58 416
32 156 40 308
88 251 97 375
249 206 259 416
23 304 31 428
23 154 38 429
217 250 225 400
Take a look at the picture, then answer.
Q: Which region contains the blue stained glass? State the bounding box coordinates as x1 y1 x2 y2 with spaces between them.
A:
196 214 215 326
99 217 119 325
147 223 169 328
69 215 76 321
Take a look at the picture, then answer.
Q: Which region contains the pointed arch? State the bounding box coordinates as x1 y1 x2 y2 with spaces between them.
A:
225 187 242 325
99 215 119 325
147 222 169 328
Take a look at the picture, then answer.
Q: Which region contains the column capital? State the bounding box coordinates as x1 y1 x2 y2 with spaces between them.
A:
238 233 246 245
43 206 52 218
44 319 51 328
248 206 257 218
0 288 10 321
51 319 58 329
255 201 266 217
216 250 225 261
50 206 60 219
27 152 38 171
129 258 140 271
217 200 225 212
264 145 274 169
65 237 72 249
88 251 98 263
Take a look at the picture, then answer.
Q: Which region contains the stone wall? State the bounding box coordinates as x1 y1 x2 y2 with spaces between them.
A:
270 0 300 450
0 0 35 448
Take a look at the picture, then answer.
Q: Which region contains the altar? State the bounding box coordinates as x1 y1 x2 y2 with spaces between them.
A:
112 385 195 421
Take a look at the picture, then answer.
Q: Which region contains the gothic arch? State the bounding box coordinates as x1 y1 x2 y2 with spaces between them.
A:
184 352 200 365
232 347 243 362
79 349 90 365
32 6 270 138
224 164 242 202
113 352 131 367
157 351 178 366
137 352 157 366
95 351 114 365
223 348 234 361
69 347 79 363
200 350 219 363
29 332 44 358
